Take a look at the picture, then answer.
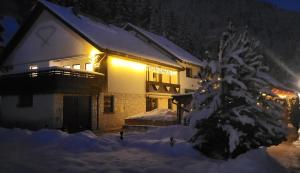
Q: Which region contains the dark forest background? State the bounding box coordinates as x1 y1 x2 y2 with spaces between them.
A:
1 0 300 87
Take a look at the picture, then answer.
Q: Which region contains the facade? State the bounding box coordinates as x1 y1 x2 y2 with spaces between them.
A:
0 0 203 132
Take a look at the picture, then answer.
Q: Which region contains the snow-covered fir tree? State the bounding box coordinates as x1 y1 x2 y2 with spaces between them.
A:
189 24 286 159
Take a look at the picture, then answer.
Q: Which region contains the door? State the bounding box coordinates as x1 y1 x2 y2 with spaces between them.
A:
63 96 91 132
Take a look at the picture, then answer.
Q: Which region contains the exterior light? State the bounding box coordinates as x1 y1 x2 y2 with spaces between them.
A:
89 48 103 70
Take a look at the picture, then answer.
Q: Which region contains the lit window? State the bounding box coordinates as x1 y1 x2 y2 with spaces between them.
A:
85 63 93 71
29 65 38 70
63 65 71 69
73 64 81 70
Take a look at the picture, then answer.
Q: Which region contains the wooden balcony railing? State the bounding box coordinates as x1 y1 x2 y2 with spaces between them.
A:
146 81 180 94
0 67 104 95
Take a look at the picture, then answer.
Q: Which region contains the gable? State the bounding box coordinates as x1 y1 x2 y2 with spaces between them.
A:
3 10 95 70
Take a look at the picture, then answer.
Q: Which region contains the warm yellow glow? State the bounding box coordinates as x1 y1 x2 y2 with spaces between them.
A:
85 63 93 71
272 88 296 99
63 65 71 69
111 57 146 71
73 64 81 70
89 48 103 70
148 66 177 76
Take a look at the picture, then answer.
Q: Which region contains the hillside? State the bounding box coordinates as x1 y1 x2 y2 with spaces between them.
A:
1 0 300 88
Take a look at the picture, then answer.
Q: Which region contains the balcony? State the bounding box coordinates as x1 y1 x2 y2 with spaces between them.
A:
0 67 104 95
146 81 180 94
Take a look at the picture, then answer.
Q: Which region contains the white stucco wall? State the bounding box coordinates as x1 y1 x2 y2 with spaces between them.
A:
179 62 201 93
3 10 95 73
0 94 61 128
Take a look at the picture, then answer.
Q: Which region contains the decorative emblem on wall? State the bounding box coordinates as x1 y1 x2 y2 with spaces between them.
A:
35 25 56 47
175 87 180 93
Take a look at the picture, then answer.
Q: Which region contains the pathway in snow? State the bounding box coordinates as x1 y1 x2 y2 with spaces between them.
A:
268 139 300 173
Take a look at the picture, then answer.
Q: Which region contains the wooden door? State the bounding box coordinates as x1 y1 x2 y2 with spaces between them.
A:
63 96 91 132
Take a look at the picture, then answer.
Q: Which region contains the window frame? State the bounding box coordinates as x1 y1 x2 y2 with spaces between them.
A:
63 65 71 69
72 64 81 70
104 95 114 113
186 68 193 78
85 63 93 71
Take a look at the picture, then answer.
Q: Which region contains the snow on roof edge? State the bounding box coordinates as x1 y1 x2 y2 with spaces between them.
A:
38 0 182 69
125 23 204 67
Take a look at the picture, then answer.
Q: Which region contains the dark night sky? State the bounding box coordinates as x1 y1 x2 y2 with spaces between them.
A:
260 0 300 12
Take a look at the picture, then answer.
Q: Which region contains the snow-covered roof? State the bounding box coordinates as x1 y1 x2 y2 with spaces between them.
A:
125 23 204 67
39 0 181 68
0 16 19 46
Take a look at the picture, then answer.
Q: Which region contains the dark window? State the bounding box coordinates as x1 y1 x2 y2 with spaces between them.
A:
168 99 173 109
104 96 114 113
17 95 33 107
146 97 158 112
186 68 192 78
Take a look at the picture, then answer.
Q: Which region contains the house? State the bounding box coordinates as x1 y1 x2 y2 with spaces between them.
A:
0 0 203 132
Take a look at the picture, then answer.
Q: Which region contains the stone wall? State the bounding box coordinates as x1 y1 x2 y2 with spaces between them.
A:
98 92 146 131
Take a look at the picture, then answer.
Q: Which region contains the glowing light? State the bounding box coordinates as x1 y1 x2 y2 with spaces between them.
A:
148 66 177 76
111 57 146 71
63 65 71 69
89 48 103 70
85 63 93 72
272 88 296 99
73 64 81 70
29 65 38 70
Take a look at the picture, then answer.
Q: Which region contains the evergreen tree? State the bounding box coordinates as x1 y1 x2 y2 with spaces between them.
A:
189 24 286 159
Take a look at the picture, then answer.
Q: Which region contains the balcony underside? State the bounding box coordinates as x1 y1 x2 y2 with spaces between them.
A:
0 67 104 95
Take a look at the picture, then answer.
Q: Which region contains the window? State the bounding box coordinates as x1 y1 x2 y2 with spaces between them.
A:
85 63 93 71
17 95 33 107
168 99 173 110
29 65 38 70
146 97 158 112
153 73 162 82
63 65 71 69
104 96 114 113
73 64 81 70
186 68 192 78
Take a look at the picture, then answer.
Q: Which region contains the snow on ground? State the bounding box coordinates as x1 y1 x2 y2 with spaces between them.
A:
267 129 300 173
0 126 289 173
126 109 177 122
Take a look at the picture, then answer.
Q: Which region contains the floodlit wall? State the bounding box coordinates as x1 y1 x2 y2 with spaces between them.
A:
2 10 95 73
107 56 147 95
